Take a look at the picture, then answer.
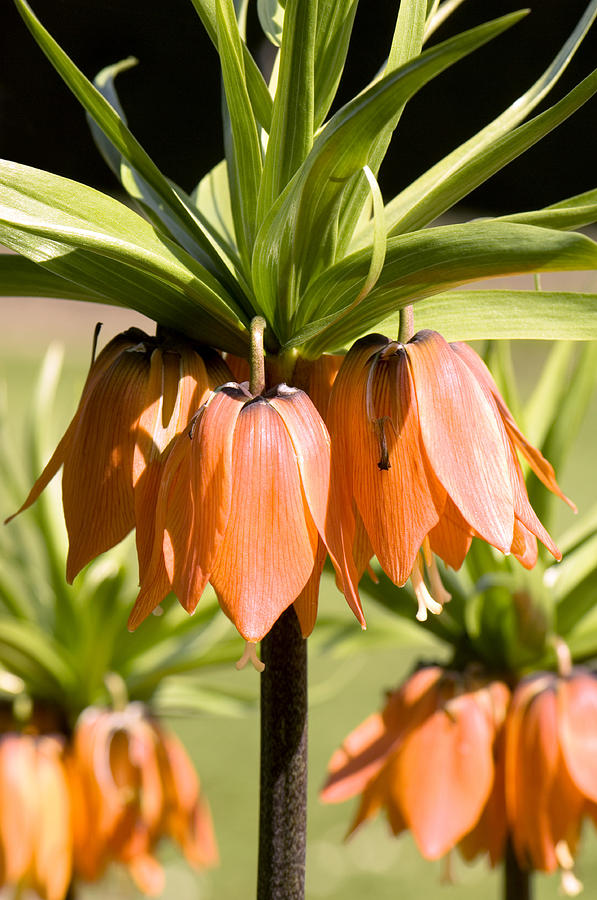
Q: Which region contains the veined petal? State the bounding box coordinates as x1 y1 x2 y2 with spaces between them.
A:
397 694 494 860
511 519 539 569
293 538 326 638
64 347 150 581
407 331 514 553
451 341 575 512
0 735 37 881
558 674 597 803
293 353 343 420
427 496 473 570
268 386 334 572
210 397 319 642
353 349 444 586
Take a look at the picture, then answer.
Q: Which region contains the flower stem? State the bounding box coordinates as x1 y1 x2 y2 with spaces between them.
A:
250 316 267 396
257 607 308 900
504 836 532 900
398 304 414 343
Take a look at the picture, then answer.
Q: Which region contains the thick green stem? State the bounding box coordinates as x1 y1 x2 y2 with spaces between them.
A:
504 837 531 900
398 304 414 343
257 608 308 900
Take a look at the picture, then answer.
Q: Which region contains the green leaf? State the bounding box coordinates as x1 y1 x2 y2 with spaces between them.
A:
13 0 234 282
0 161 250 353
216 0 263 266
87 59 243 279
379 0 597 238
424 0 470 41
251 11 527 338
258 0 284 45
188 0 273 130
312 0 359 129
0 254 104 302
528 342 597 529
257 0 316 224
335 0 429 258
524 342 576 449
497 187 597 232
291 223 597 355
191 159 238 257
0 619 77 696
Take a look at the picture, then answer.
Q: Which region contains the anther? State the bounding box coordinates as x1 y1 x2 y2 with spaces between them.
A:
236 642 265 673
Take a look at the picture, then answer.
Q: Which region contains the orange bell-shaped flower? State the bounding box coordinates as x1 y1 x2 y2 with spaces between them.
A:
505 669 597 887
68 704 217 896
326 330 571 621
321 667 510 862
8 328 230 582
130 381 347 646
0 732 72 900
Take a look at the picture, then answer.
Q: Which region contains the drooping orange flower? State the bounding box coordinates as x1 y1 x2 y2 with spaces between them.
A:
326 330 572 622
0 732 72 900
8 328 230 582
505 669 597 888
321 666 510 862
129 382 351 653
68 704 218 896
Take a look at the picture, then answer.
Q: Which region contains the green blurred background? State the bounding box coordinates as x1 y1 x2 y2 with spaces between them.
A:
2 269 597 898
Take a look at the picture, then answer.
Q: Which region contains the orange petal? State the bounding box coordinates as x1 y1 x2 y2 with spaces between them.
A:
293 353 343 420
127 853 165 896
427 495 473 570
510 519 538 569
210 397 319 641
293 538 326 638
451 341 575 512
0 734 37 881
558 673 597 803
352 347 445 586
64 347 150 581
321 712 400 804
397 693 495 859
406 331 514 554
34 737 72 900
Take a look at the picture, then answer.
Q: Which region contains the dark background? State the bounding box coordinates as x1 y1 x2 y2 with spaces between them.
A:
1 0 596 214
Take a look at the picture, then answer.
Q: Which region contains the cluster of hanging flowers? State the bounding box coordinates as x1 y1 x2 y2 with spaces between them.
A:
0 704 217 899
8 321 571 658
321 664 597 894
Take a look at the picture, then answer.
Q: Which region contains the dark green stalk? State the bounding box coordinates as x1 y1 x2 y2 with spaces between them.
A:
257 608 308 900
504 837 531 900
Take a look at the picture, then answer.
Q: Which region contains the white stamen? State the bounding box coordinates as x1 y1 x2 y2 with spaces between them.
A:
411 559 443 622
427 555 452 607
236 642 265 672
556 841 583 896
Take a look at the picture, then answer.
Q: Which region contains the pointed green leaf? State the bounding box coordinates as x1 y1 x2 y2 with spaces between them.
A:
524 342 576 449
216 0 263 265
0 254 104 302
291 223 597 355
312 0 359 129
497 187 597 232
13 0 234 281
258 0 284 45
0 162 249 353
188 0 273 130
257 0 316 223
252 11 527 337
378 1 597 238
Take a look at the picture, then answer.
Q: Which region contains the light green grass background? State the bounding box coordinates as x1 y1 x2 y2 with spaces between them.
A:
2 281 597 899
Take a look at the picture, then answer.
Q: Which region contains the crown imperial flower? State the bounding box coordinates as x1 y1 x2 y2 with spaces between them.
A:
130 380 342 649
69 704 218 895
8 328 230 581
321 666 510 861
326 330 571 621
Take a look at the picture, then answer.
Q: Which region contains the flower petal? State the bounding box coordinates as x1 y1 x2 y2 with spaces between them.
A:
407 331 514 553
451 341 575 512
210 397 319 642
397 693 494 859
558 673 597 803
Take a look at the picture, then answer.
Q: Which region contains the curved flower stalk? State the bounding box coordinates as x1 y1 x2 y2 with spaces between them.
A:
69 703 218 895
0 731 72 900
326 330 571 623
321 666 510 862
8 328 231 582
